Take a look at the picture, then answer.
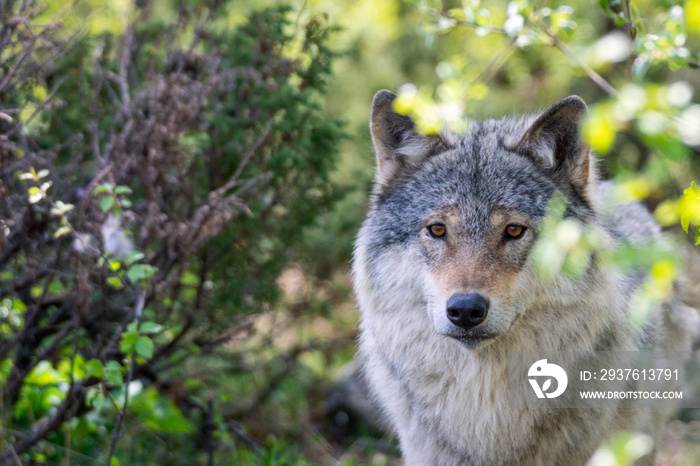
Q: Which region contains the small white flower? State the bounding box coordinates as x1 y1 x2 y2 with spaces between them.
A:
667 81 693 107
503 14 524 37
594 32 632 63
676 105 700 146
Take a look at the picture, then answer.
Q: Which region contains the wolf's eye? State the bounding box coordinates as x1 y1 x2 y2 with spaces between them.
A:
428 223 447 238
505 224 526 239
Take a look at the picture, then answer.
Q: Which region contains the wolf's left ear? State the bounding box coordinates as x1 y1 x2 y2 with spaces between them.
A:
516 96 591 191
370 90 452 187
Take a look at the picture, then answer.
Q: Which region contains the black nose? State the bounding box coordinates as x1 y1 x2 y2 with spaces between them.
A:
446 293 489 330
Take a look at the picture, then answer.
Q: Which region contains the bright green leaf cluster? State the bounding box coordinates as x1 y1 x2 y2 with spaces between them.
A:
95 183 134 214
119 319 162 360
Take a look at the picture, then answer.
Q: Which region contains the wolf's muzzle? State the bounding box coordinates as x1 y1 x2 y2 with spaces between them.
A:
446 293 489 330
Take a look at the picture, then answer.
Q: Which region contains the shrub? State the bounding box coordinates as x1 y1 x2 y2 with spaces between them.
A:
0 1 343 463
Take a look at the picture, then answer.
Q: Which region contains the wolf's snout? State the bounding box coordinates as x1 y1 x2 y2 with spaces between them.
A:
445 293 489 330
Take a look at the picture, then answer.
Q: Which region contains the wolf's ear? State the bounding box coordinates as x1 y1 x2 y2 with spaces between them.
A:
370 90 451 186
516 96 591 191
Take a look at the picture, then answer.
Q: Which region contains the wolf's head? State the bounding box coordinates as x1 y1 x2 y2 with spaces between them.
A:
356 90 599 349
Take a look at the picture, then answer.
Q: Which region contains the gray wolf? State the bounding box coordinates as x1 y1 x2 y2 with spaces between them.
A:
352 90 698 465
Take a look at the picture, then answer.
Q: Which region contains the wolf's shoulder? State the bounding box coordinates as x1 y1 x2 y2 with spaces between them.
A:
596 180 661 243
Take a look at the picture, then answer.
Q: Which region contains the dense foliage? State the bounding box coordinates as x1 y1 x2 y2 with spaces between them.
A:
0 1 344 463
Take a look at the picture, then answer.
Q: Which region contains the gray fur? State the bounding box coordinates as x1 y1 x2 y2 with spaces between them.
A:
353 92 699 465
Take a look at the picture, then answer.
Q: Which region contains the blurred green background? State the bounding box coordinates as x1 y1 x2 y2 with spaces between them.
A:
1 0 700 464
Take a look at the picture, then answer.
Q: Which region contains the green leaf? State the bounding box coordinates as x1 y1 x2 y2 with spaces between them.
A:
100 196 115 213
135 336 154 359
126 265 145 283
94 183 112 195
120 330 139 353
181 271 199 287
582 104 616 154
106 276 123 290
11 299 26 313
105 361 123 386
679 181 700 234
54 226 71 238
126 320 139 333
126 264 157 283
86 359 104 378
124 251 145 264
50 200 74 216
114 185 133 195
688 0 700 34
139 321 164 334
136 387 194 434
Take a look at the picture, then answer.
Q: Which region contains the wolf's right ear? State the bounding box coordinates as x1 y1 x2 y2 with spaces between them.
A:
370 90 450 186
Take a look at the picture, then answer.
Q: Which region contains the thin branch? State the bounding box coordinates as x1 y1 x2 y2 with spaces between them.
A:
104 288 145 465
545 32 618 96
227 420 263 453
621 0 636 40
0 34 35 95
117 18 135 108
446 5 620 96
211 123 272 199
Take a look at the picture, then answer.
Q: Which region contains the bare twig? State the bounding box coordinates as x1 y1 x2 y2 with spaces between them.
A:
544 31 619 96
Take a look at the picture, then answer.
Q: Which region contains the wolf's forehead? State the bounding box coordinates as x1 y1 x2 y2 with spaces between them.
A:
413 135 551 215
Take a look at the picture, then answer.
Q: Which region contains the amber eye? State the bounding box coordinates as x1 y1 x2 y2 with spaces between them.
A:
505 224 526 239
428 223 447 238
